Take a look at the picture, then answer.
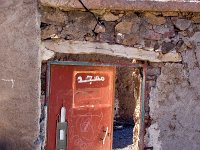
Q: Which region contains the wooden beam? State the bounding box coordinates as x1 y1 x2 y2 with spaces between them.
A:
42 40 182 62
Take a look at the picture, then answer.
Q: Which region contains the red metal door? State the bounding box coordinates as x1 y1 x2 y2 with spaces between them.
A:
46 63 115 150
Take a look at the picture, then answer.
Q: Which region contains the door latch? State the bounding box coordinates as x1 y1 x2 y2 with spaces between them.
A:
101 127 108 145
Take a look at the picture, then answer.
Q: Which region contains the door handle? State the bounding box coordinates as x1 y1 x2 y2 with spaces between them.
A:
101 127 108 145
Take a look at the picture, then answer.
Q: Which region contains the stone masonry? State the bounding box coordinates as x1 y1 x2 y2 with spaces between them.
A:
40 6 200 149
1 0 200 150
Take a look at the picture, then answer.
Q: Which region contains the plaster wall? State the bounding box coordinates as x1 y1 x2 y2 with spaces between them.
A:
0 0 40 149
147 36 200 150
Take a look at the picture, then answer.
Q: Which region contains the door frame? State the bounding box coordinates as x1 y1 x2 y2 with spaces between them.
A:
46 61 147 150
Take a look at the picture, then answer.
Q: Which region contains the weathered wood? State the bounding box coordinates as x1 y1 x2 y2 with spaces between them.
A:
42 40 182 62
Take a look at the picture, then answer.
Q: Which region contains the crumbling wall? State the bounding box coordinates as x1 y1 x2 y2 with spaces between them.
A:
41 53 141 150
40 5 200 149
0 0 40 150
146 34 200 150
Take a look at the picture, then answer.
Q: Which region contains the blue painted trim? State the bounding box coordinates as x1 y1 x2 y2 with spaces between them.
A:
49 61 114 66
46 61 51 106
140 64 147 150
48 60 144 68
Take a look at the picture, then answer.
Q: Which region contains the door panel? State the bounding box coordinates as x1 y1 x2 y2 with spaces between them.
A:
46 64 115 150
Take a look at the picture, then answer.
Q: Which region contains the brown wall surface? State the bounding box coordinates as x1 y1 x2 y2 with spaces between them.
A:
0 0 40 149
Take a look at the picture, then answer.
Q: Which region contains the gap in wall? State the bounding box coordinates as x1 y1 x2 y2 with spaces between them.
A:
41 53 142 149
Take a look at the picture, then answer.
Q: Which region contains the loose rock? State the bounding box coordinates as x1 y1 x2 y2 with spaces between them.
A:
192 16 200 23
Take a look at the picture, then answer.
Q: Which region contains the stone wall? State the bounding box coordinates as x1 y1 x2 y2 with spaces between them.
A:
146 35 200 150
0 0 41 150
40 5 200 150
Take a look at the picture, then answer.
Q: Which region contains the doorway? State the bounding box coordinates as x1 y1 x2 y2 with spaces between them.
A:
41 54 144 150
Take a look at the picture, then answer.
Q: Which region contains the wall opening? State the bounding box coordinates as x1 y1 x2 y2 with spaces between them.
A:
113 67 141 150
41 53 142 149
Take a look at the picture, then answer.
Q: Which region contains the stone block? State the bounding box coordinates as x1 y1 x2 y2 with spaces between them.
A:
161 42 175 54
144 12 166 25
144 30 161 41
102 12 119 21
172 18 192 31
41 8 66 25
162 12 179 17
60 11 97 40
115 21 133 34
94 24 106 33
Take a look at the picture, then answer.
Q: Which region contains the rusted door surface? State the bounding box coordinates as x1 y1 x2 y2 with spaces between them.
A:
46 63 115 150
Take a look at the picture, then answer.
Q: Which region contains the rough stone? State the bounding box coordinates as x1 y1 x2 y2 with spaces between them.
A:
39 0 200 13
120 13 141 34
97 21 116 43
41 8 65 25
192 16 200 23
147 50 200 150
173 18 192 31
60 11 97 40
102 12 119 21
122 34 140 46
144 40 160 51
41 25 60 40
94 24 106 33
97 33 115 43
153 25 171 34
182 36 193 49
41 45 55 61
39 7 200 150
144 30 161 41
161 42 176 54
0 1 40 149
122 12 140 22
163 30 176 39
162 12 179 17
115 33 125 44
115 22 133 34
144 12 166 25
